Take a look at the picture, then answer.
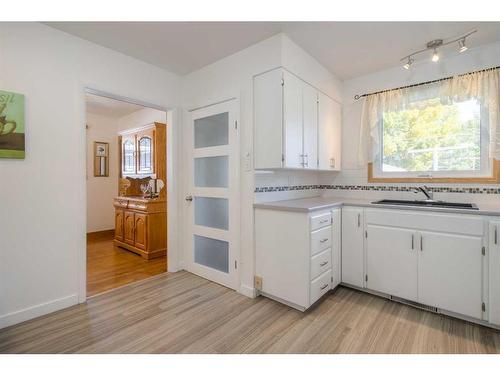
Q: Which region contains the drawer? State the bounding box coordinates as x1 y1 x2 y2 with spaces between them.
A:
128 201 147 211
310 269 332 305
310 212 332 231
310 226 331 256
310 248 332 280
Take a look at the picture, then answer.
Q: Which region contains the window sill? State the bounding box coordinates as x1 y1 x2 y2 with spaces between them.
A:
367 160 500 184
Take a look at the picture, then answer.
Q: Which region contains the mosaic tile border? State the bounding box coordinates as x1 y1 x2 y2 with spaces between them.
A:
254 185 500 194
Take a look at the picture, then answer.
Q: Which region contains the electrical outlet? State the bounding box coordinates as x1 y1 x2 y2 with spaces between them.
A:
254 276 263 290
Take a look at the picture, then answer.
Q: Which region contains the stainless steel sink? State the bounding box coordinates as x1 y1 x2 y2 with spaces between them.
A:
371 199 478 210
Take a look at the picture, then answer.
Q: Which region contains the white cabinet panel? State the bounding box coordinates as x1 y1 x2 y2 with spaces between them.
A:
318 92 341 170
331 208 342 288
310 226 332 256
418 230 483 320
311 248 332 280
283 70 303 169
366 225 418 301
310 270 332 305
342 207 365 288
302 83 318 170
489 220 500 325
310 212 331 231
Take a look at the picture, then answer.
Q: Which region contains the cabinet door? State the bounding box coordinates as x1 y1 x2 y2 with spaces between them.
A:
134 213 147 250
418 230 483 319
122 134 136 175
366 225 418 301
283 70 303 169
124 211 135 245
137 129 154 174
331 208 342 288
341 207 365 287
114 209 124 241
302 83 318 170
489 221 500 325
318 92 341 170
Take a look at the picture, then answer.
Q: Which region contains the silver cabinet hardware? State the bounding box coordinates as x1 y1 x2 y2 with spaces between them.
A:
319 219 329 224
420 235 423 251
357 213 361 227
320 284 329 290
320 261 329 266
330 158 335 168
320 238 329 243
411 234 414 250
185 195 193 202
495 226 498 245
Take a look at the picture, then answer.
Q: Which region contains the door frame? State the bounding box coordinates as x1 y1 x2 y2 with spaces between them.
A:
183 97 241 291
80 87 180 303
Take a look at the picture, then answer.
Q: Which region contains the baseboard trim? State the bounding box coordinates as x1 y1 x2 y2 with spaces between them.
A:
240 284 257 298
0 294 79 329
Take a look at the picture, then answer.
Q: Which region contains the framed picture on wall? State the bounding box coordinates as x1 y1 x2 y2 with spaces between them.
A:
0 90 25 159
94 141 109 177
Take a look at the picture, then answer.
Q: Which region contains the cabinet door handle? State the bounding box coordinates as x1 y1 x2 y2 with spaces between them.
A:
357 213 361 227
320 261 329 266
320 284 329 290
411 234 414 250
495 226 498 245
319 219 329 224
320 238 329 243
420 235 423 251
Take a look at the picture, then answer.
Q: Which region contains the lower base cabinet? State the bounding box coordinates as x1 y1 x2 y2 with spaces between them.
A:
255 207 341 311
489 221 500 326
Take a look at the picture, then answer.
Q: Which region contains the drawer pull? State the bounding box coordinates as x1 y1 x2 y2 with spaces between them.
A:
320 238 329 243
320 284 329 290
320 261 329 266
319 219 329 224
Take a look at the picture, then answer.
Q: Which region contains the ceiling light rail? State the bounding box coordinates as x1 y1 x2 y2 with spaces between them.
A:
400 29 477 70
353 65 499 100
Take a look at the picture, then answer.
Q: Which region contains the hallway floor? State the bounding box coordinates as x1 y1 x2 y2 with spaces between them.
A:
86 230 167 297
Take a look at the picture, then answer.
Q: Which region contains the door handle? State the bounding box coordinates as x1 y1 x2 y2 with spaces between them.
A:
185 195 193 202
411 234 414 250
357 213 361 227
420 235 423 251
320 284 329 290
320 261 329 266
495 226 498 245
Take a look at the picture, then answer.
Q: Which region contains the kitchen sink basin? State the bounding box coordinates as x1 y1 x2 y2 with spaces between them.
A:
371 199 478 210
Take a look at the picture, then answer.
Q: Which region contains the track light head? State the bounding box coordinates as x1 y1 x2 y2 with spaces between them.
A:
403 56 414 70
459 38 468 53
432 49 440 62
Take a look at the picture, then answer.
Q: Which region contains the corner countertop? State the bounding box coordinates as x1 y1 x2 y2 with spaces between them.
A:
253 196 500 216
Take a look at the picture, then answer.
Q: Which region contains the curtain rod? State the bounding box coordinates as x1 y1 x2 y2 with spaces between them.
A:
353 65 500 100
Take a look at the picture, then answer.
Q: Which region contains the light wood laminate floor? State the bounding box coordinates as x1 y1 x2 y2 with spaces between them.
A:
1 271 500 353
87 231 167 297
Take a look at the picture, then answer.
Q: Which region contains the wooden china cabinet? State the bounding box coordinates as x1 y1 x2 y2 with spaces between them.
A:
113 122 167 260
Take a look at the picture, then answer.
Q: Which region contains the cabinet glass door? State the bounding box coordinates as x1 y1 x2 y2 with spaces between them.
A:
138 136 153 173
186 100 239 289
122 138 135 174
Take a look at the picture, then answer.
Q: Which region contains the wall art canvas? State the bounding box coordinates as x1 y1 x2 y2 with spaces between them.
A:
0 90 25 159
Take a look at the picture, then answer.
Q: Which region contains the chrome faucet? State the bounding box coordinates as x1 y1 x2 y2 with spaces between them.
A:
414 186 434 201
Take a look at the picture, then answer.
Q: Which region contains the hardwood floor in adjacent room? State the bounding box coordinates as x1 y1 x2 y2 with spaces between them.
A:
1 271 500 354
86 230 166 297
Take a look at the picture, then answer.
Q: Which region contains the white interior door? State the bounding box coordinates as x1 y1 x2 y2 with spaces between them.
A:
185 100 239 290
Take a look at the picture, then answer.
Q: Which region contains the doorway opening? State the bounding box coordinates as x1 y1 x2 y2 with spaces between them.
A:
85 92 169 297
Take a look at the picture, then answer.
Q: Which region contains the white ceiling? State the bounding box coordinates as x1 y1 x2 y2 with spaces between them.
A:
85 93 144 118
48 22 500 79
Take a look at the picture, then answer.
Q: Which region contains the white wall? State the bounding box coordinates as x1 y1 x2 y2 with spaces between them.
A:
86 113 119 233
182 33 342 297
0 22 181 329
117 107 167 133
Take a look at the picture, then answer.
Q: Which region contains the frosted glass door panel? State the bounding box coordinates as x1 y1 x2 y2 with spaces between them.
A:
195 197 229 230
194 112 229 148
195 156 228 187
194 235 229 273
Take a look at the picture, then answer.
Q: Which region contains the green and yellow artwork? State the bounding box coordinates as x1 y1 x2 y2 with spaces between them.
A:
0 90 25 159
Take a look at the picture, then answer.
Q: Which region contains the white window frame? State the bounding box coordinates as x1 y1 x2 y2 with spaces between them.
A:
373 99 491 179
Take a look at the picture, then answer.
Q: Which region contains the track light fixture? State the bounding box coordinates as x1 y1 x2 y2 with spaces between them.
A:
400 29 476 69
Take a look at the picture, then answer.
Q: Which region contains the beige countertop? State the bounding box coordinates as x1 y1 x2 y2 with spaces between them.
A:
254 196 500 216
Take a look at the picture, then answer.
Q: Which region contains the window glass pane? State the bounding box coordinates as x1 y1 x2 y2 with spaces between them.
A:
195 156 228 188
194 112 228 148
382 98 481 172
194 235 229 273
123 140 135 173
195 197 228 230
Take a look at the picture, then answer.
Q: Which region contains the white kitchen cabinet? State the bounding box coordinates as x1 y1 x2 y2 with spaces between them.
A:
254 67 340 170
331 208 342 288
255 207 335 311
418 230 483 319
489 220 500 326
318 92 341 170
366 225 418 301
341 206 365 288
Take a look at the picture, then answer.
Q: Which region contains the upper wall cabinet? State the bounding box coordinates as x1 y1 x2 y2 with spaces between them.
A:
254 68 341 170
